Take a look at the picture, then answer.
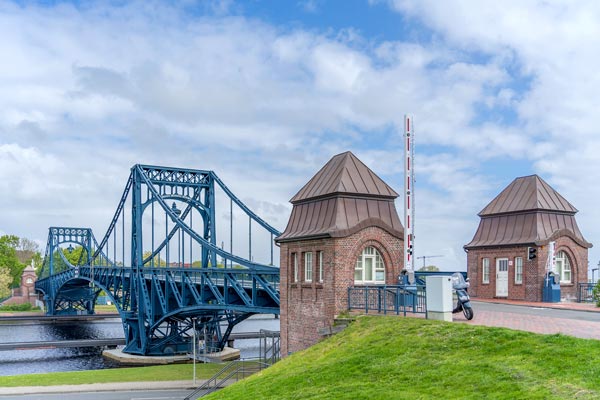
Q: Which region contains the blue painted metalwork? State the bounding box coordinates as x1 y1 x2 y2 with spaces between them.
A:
577 282 596 303
347 285 427 316
36 165 281 356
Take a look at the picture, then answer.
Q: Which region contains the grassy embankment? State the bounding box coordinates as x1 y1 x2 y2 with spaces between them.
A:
206 316 600 400
2 316 600 399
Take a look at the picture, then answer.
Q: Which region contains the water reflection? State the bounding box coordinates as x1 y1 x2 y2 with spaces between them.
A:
0 316 278 376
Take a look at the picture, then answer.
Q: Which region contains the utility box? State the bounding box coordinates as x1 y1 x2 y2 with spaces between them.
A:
542 272 561 302
426 275 453 322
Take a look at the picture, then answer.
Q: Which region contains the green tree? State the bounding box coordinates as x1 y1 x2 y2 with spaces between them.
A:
0 235 24 287
593 281 600 307
0 267 12 299
142 251 167 267
47 245 88 274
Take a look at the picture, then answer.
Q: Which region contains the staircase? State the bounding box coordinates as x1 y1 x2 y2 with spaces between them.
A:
185 329 280 399
184 359 268 399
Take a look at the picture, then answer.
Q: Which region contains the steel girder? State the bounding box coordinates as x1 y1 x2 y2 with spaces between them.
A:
36 265 279 355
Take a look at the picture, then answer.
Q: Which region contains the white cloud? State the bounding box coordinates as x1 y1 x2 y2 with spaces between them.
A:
3 1 599 272
388 0 600 269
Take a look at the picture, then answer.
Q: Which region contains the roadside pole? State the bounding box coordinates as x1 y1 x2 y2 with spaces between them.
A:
193 318 196 385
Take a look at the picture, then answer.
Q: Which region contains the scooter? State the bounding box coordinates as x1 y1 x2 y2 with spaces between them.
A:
451 272 474 320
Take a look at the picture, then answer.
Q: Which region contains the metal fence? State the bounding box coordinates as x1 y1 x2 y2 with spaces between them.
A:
577 282 597 303
348 284 427 316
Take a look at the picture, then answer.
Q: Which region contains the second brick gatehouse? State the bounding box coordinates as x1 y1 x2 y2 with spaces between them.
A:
464 174 592 302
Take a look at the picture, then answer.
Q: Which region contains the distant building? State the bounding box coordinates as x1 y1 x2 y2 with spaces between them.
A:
464 175 592 302
276 151 404 356
1 261 38 307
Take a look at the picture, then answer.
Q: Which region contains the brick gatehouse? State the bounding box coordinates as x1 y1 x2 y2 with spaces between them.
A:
1 261 38 307
276 151 404 356
464 175 592 302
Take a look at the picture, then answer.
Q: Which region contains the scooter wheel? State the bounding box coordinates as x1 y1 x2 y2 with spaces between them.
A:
463 306 474 320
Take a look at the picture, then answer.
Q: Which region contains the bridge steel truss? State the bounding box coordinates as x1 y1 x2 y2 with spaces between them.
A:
36 165 281 356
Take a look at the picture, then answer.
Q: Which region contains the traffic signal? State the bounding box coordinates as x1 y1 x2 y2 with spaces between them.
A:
527 246 537 260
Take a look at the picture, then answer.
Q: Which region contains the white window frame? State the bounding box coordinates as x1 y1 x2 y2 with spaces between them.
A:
305 252 313 282
554 250 571 283
354 246 385 284
318 251 323 282
515 257 523 284
292 253 298 283
482 258 490 284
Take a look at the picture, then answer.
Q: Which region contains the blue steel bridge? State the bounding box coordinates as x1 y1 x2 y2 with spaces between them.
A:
35 165 281 356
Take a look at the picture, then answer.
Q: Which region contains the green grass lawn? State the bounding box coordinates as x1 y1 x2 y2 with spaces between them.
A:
3 316 599 399
0 363 222 387
205 316 600 400
94 304 119 313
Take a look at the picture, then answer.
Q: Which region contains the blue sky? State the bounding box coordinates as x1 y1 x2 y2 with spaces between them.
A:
1 0 600 275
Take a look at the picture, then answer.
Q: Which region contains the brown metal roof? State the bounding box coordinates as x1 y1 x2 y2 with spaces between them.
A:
464 212 591 249
276 197 403 242
479 175 577 216
290 151 398 203
277 151 403 242
465 175 591 249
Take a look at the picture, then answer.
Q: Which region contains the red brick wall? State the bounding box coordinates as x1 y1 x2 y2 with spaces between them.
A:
279 226 403 356
466 236 588 302
1 271 38 306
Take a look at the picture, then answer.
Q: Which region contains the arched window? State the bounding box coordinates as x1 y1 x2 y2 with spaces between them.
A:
354 246 385 284
554 251 572 283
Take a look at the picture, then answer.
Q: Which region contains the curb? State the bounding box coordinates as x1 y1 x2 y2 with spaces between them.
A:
0 380 198 395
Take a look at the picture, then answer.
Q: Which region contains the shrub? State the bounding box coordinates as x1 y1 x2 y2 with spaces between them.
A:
0 303 41 312
593 281 600 307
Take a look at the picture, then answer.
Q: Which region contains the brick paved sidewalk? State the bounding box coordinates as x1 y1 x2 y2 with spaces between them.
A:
453 299 600 340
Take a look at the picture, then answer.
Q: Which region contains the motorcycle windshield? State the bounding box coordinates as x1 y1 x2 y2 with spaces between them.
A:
451 272 468 289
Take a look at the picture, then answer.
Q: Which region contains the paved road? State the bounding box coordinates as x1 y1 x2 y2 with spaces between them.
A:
0 389 199 400
472 301 600 322
453 301 600 340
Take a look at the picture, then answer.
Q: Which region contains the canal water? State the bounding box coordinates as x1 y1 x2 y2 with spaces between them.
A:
0 315 279 376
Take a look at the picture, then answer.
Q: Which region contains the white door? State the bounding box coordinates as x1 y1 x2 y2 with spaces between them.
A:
496 258 509 297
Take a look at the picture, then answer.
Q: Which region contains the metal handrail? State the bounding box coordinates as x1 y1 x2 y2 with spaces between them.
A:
577 282 596 303
348 284 427 316
184 358 271 399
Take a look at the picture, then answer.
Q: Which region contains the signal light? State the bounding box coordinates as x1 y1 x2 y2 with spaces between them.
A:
527 246 537 260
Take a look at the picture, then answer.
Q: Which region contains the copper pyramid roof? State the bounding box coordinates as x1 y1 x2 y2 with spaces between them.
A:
478 175 577 216
465 174 591 249
277 151 403 243
290 151 398 204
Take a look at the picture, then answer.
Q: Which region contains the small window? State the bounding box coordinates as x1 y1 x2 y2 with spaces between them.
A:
318 251 323 282
515 257 523 284
292 253 298 283
304 252 313 282
554 251 571 283
482 258 490 284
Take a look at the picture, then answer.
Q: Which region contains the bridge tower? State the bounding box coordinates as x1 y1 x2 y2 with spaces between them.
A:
41 227 96 315
276 151 404 356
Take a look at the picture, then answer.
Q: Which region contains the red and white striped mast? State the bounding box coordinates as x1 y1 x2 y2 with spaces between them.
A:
404 115 415 282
